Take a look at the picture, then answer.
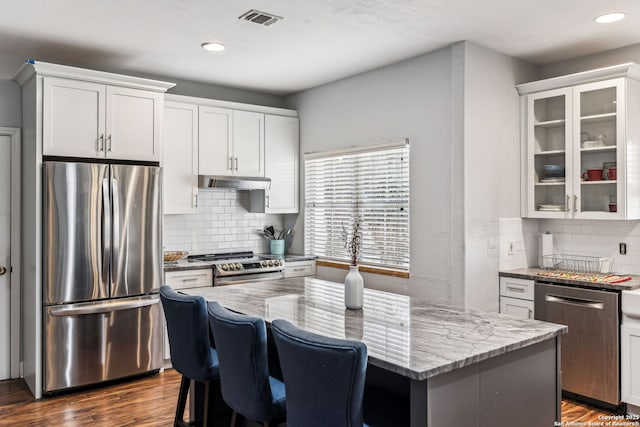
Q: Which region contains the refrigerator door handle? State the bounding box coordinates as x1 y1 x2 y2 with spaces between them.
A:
49 297 159 316
102 178 111 288
112 178 120 273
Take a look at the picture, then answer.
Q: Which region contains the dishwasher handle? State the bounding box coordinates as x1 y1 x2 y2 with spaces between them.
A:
544 293 604 310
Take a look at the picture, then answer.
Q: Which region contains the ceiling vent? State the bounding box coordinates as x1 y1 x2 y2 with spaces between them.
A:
238 9 283 26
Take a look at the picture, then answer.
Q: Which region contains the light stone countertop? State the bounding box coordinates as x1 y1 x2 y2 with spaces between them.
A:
182 277 567 381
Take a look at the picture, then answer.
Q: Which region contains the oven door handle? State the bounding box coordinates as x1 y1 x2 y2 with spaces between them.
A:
544 293 604 310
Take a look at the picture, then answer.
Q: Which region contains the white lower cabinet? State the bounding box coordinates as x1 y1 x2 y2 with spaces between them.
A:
622 289 640 408
500 297 534 319
622 324 640 407
499 277 534 319
284 260 316 278
163 269 214 364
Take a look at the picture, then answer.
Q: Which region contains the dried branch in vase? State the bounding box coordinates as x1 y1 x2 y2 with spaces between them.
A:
343 215 363 266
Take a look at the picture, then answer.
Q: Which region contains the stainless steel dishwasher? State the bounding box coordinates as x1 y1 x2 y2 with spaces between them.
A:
534 281 620 406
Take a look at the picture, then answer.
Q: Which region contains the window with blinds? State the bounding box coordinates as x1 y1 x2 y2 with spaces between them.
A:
304 140 410 270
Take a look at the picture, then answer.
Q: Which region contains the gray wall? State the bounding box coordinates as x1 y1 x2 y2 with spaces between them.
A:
461 42 538 310
540 43 640 78
0 79 21 127
286 46 464 304
285 41 539 309
165 77 286 107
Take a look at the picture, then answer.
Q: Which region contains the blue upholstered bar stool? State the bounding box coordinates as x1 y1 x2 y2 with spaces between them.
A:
271 318 368 427
207 301 286 427
159 286 220 427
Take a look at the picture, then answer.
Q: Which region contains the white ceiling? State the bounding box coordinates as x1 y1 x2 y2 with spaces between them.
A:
0 0 639 95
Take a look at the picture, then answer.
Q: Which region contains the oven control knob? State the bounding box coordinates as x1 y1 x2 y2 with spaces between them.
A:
220 264 227 271
268 260 274 267
261 261 268 267
235 263 242 270
274 259 281 266
230 264 237 270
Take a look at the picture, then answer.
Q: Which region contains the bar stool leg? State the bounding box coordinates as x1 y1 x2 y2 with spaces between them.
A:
175 376 190 426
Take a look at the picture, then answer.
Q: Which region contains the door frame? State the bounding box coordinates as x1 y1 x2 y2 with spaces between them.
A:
0 127 21 378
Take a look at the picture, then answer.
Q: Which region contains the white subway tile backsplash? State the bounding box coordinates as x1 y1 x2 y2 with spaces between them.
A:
164 189 283 254
536 218 640 274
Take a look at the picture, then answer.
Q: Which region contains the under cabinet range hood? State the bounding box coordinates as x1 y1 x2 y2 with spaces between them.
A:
198 175 271 190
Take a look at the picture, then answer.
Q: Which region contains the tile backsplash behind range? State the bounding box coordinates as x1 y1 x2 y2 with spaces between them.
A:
163 189 283 254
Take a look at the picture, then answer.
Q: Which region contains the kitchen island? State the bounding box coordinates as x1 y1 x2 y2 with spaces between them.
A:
184 278 567 427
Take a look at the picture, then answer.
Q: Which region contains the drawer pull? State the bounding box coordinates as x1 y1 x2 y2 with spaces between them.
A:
181 278 200 282
292 268 307 272
507 286 526 293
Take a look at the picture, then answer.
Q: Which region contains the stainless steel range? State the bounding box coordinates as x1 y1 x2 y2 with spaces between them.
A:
188 251 285 286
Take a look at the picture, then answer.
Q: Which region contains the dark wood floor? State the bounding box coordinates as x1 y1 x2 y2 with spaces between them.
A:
0 369 618 426
0 369 185 426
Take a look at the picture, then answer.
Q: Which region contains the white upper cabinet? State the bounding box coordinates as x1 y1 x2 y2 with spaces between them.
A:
199 106 232 175
106 86 163 161
265 115 299 213
199 108 264 177
163 101 199 214
19 61 174 162
43 78 164 162
233 111 265 177
519 64 640 220
43 77 105 158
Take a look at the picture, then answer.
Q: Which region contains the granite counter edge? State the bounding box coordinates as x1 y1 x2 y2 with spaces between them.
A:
368 325 567 381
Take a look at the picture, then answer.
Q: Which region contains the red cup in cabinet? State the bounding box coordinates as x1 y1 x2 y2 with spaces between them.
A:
582 169 603 181
607 167 617 180
609 203 617 212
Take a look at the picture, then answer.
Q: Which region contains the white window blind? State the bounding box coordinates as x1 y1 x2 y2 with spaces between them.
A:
304 140 410 270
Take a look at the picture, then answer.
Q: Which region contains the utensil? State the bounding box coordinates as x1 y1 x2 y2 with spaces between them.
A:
276 228 291 240
264 226 275 239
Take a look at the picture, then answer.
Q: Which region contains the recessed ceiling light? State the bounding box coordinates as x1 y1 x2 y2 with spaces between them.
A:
201 42 226 52
594 12 626 23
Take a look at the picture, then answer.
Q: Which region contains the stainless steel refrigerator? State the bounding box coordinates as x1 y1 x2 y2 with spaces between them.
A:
43 161 163 393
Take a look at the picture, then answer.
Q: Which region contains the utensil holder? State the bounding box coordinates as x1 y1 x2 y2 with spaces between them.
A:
270 239 284 256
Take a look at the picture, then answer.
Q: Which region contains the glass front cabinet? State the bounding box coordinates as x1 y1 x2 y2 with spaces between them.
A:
519 64 640 219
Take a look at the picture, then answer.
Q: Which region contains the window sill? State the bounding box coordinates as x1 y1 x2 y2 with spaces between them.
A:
316 260 410 279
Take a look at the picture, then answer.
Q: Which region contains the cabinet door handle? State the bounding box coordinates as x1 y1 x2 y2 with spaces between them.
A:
234 157 238 170
507 286 525 293
98 134 104 152
528 308 533 319
265 195 270 208
193 194 197 208
566 194 570 212
573 195 578 213
228 157 233 170
106 135 112 152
